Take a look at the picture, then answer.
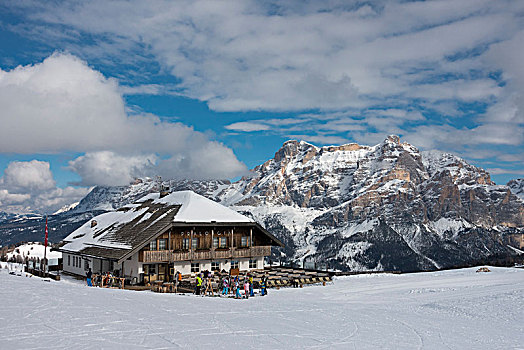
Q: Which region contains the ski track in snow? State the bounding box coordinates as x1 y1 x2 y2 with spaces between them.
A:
0 266 523 349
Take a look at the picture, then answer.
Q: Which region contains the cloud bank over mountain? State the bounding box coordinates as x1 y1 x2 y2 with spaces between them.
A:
0 54 247 184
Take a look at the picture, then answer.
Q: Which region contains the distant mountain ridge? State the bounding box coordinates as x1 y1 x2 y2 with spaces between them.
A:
1 136 523 271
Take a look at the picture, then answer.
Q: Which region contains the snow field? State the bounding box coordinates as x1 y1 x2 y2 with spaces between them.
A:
0 266 523 349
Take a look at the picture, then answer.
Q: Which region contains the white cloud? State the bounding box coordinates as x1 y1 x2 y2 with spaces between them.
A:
486 168 524 175
0 190 31 206
0 160 91 214
1 160 56 193
0 53 248 185
68 152 157 187
10 0 521 154
9 0 520 112
225 122 271 132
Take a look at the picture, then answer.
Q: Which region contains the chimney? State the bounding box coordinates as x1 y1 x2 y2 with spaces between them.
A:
91 220 97 228
160 185 170 198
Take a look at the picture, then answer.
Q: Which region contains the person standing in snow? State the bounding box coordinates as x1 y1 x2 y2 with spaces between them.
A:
249 275 254 296
260 274 268 296
234 277 241 299
195 274 202 295
86 268 93 287
222 276 229 295
174 271 180 293
243 279 250 299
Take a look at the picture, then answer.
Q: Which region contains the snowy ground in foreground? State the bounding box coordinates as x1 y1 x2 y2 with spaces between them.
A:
0 266 523 349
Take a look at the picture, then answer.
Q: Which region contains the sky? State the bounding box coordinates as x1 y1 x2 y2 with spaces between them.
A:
0 0 523 214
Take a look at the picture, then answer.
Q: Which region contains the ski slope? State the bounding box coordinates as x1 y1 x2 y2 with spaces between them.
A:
0 266 523 349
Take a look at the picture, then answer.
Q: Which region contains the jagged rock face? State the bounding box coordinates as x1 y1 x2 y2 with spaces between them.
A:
219 136 524 271
508 179 524 200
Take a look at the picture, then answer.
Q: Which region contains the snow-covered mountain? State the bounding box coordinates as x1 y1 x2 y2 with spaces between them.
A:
53 202 79 215
1 136 522 272
218 135 523 271
508 178 524 201
71 178 230 213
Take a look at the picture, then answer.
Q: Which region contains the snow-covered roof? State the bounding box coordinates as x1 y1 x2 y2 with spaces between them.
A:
138 191 254 223
59 190 269 261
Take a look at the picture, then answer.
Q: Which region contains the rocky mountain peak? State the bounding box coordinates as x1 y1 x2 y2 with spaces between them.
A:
385 134 401 144
274 140 318 163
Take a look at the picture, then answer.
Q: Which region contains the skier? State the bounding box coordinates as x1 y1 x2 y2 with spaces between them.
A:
234 277 241 299
222 276 229 295
86 268 93 287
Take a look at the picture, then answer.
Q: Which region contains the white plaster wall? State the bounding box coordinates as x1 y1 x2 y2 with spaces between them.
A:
173 261 191 275
121 253 141 279
221 260 231 271
63 252 91 277
255 256 264 269
200 261 211 272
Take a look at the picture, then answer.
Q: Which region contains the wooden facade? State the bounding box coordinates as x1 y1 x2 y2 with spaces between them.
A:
139 225 272 264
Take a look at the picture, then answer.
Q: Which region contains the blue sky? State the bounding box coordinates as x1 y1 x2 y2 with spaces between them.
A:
0 0 523 213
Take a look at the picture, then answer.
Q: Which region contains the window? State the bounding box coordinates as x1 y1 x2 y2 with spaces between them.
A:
149 265 156 275
219 237 227 248
143 265 149 275
158 239 167 250
211 262 220 271
191 262 200 273
84 259 89 270
241 236 249 247
149 240 157 251
192 238 198 250
213 237 219 248
182 238 190 250
231 260 239 270
68 255 70 266
249 259 257 269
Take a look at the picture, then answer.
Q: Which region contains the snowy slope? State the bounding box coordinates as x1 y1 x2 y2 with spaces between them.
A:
53 202 79 215
6 242 61 261
0 266 523 349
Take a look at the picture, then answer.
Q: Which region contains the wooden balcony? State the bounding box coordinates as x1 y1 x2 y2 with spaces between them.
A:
142 246 272 263
233 246 271 258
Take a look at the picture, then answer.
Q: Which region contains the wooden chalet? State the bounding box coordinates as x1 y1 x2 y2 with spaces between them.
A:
58 191 283 284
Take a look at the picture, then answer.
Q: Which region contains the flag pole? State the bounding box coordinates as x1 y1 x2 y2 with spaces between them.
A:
44 215 48 275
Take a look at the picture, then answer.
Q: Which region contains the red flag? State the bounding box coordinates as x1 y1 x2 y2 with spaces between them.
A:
44 216 48 248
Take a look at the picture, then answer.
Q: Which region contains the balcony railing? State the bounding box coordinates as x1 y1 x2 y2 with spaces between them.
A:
142 246 272 263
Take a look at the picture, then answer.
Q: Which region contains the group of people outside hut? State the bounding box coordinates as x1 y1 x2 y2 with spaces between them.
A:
194 270 269 298
85 269 125 289
221 273 268 299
